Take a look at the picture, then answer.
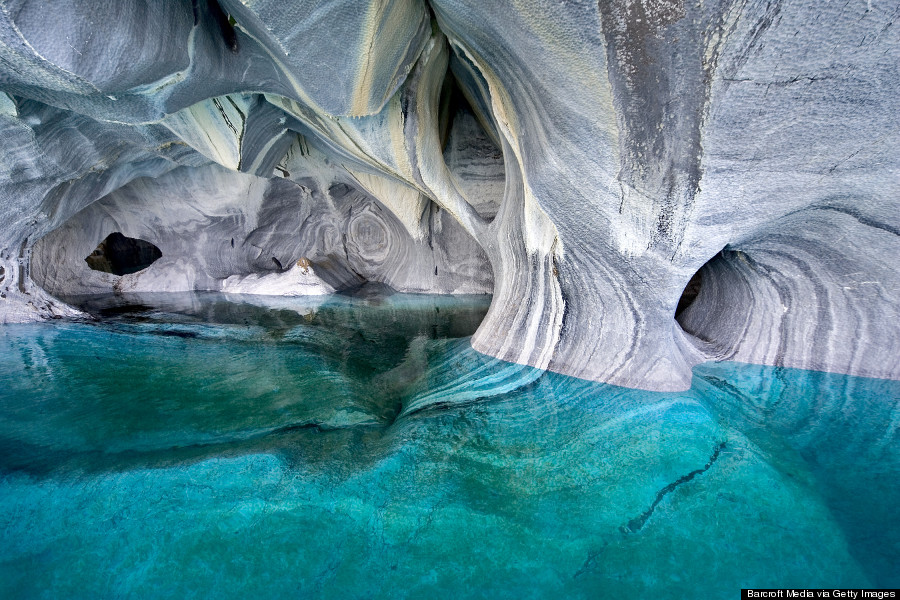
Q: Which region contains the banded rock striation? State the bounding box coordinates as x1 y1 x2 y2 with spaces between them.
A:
1 0 898 390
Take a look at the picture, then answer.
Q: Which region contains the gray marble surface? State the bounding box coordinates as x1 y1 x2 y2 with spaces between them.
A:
1 0 897 389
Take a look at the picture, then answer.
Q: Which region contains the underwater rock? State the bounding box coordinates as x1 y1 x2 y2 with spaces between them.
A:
1 0 898 389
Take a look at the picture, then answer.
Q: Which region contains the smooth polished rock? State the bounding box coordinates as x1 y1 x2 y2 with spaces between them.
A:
0 96 207 322
1 0 898 389
427 0 900 388
30 160 492 298
220 262 335 296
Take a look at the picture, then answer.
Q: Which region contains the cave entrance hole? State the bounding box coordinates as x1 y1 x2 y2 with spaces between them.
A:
438 61 505 223
675 268 703 321
85 232 162 276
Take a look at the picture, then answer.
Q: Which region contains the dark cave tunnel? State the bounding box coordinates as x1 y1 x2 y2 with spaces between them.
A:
84 232 162 276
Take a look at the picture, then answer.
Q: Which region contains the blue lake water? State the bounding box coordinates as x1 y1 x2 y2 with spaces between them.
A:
1 288 897 598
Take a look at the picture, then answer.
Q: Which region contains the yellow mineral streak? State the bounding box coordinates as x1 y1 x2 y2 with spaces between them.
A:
349 0 427 116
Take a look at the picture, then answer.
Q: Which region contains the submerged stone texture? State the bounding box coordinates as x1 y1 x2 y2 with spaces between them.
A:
0 0 898 390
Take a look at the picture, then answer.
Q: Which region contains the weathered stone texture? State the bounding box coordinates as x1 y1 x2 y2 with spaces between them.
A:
1 0 897 389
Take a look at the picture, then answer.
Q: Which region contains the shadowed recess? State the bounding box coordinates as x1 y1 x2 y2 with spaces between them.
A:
676 268 703 319
84 232 162 276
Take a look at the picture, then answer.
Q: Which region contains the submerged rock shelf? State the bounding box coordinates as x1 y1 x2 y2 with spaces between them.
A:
0 292 897 597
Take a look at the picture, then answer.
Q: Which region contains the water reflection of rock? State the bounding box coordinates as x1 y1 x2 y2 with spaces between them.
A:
0 293 895 592
0 289 492 472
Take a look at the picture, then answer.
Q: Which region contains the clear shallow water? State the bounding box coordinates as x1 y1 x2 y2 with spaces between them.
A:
0 288 897 598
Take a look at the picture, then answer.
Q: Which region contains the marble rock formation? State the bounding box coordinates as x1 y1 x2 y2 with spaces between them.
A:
1 0 898 390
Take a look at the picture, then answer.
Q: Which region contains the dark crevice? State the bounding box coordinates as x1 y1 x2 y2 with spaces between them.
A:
438 66 456 150
676 247 730 324
675 269 703 318
443 77 488 151
621 441 726 534
226 96 247 169
439 66 504 223
85 232 162 276
206 0 239 53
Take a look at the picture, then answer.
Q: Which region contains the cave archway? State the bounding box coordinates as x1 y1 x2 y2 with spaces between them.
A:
85 232 162 276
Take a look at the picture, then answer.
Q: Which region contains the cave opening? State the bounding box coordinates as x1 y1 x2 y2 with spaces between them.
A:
439 66 505 222
675 268 703 320
84 232 162 276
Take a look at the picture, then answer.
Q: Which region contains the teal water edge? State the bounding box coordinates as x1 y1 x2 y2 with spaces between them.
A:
0 290 897 599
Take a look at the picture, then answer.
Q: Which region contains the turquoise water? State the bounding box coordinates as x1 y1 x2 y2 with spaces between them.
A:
0 289 897 598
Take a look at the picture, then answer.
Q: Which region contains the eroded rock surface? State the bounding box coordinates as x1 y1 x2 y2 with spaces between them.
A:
1 0 897 389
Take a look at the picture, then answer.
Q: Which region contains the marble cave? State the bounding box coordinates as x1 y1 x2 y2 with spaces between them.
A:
0 0 898 597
